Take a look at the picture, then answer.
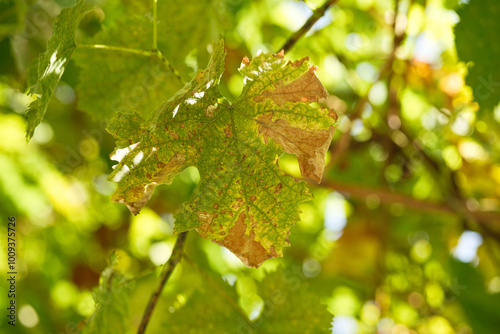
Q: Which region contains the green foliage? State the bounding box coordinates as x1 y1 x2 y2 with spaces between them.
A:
74 0 217 120
25 0 93 140
449 259 500 333
0 0 24 40
455 0 500 110
73 18 182 120
161 265 331 333
160 265 247 333
107 40 336 267
255 268 332 333
83 251 133 334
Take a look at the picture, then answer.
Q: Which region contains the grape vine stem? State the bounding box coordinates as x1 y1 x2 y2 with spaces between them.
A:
137 231 188 334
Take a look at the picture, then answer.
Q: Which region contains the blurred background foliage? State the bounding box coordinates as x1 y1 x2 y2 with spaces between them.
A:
1 0 500 333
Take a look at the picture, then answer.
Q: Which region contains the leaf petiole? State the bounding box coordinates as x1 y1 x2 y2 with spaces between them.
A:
77 44 154 57
152 0 158 51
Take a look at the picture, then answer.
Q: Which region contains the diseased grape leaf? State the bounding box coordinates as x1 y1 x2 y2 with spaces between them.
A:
82 251 133 334
74 0 217 120
25 0 93 140
455 0 500 110
255 268 333 333
107 40 337 267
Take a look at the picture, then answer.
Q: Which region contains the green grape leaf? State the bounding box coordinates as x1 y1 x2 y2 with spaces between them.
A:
25 0 93 140
74 0 217 120
256 268 333 333
161 269 246 333
82 251 133 334
108 40 337 267
455 0 500 110
161 266 332 333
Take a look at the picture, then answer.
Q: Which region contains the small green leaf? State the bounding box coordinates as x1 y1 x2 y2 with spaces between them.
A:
25 0 93 140
108 40 337 267
82 251 133 334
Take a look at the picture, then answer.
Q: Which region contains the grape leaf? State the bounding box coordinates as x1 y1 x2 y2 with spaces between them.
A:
25 0 93 140
255 268 333 333
83 251 133 334
74 0 217 120
455 0 500 110
107 40 337 267
161 267 246 333
161 266 332 333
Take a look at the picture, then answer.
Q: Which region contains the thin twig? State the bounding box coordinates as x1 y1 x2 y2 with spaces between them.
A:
320 179 500 226
137 232 188 334
326 1 406 170
279 0 338 53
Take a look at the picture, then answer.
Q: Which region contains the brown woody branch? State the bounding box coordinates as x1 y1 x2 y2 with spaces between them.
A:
320 179 500 227
137 232 188 334
279 0 338 53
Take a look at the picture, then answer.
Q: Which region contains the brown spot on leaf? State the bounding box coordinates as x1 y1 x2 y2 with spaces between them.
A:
224 126 233 138
204 105 217 118
211 212 278 268
154 153 186 185
196 211 214 225
170 131 179 140
257 113 335 183
253 65 328 106
275 183 282 194
232 199 244 210
213 203 219 209
249 195 257 202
